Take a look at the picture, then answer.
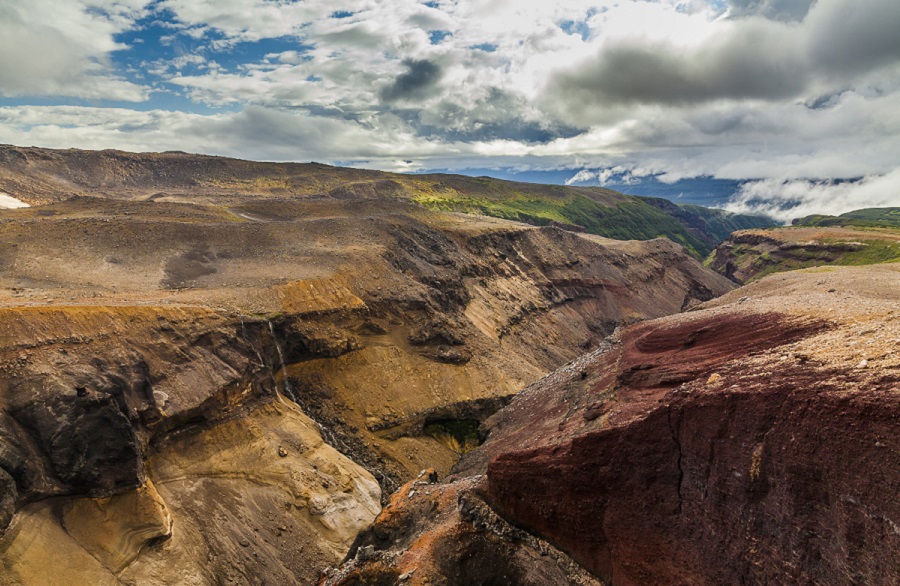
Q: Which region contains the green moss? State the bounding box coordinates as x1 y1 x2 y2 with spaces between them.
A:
424 419 481 455
830 239 900 265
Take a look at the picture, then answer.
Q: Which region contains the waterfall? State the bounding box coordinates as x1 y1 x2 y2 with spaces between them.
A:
239 315 266 368
267 320 298 402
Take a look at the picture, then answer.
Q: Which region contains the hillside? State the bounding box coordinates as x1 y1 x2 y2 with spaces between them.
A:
794 207 900 228
0 145 771 257
678 203 779 241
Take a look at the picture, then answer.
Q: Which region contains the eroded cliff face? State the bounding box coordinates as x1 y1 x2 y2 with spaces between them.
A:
320 472 602 586
0 192 732 582
0 305 381 584
332 264 900 585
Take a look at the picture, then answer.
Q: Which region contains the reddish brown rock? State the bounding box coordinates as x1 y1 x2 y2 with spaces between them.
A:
479 266 900 585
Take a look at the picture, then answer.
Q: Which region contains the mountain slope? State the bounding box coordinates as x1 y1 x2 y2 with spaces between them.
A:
794 207 900 228
0 144 771 257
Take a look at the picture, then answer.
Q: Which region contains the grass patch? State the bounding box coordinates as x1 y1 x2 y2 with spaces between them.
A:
795 207 900 229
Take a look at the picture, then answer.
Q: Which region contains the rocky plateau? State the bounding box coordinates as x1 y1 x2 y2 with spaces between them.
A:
709 226 900 283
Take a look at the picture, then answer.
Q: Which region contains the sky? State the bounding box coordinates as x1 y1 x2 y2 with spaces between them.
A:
1 0 899 220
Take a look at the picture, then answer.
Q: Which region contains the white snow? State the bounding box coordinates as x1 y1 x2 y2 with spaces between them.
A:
0 193 29 209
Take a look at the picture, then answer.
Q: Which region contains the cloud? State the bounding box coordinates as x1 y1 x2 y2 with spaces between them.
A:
565 166 642 186
380 59 443 102
400 87 580 143
157 0 325 44
0 104 471 170
546 0 900 113
723 171 900 223
531 77 900 187
0 0 151 101
155 1 602 116
550 33 806 106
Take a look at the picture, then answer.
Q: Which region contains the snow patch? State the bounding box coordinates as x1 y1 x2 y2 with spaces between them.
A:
0 193 29 209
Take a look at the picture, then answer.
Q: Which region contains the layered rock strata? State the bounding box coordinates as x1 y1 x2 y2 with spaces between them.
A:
708 226 900 283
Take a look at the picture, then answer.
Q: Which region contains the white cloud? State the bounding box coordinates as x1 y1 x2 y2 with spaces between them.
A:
0 0 151 101
565 165 641 185
724 171 900 223
158 0 329 44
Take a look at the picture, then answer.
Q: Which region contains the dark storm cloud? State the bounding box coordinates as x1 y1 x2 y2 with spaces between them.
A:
807 0 900 76
398 87 583 143
380 59 443 102
546 0 900 111
727 0 817 22
550 35 808 106
401 109 580 143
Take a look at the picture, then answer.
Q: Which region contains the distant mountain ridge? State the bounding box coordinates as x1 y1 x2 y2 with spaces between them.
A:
793 207 900 228
0 144 775 257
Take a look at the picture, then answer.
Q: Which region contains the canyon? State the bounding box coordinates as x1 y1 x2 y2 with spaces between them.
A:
0 146 895 585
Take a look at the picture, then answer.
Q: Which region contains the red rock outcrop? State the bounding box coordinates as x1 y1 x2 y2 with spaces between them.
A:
481 265 900 585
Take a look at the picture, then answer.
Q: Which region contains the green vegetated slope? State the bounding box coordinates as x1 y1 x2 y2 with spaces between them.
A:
708 211 900 283
794 207 900 229
406 174 772 258
679 204 779 242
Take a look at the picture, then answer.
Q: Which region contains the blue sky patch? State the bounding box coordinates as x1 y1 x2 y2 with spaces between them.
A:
428 30 452 44
559 8 597 41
